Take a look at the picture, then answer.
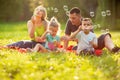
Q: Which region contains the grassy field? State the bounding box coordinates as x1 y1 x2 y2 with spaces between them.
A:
0 22 120 80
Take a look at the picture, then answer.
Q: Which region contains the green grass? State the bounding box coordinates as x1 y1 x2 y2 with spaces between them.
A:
0 22 120 80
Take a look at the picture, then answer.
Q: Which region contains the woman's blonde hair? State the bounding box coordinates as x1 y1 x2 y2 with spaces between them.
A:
33 6 47 20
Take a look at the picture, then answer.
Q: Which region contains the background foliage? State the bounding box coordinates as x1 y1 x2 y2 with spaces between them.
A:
0 0 120 30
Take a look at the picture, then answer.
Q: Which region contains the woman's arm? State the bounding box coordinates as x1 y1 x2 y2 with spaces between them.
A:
27 20 35 40
39 21 49 40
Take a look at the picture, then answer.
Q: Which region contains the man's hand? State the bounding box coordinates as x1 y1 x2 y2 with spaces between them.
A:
61 36 70 41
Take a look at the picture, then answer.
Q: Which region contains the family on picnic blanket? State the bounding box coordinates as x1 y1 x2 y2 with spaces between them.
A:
3 6 120 55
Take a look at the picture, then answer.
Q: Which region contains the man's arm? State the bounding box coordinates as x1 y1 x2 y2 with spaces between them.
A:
70 26 82 39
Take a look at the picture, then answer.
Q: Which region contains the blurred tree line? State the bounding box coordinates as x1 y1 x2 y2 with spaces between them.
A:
0 0 31 21
0 0 119 30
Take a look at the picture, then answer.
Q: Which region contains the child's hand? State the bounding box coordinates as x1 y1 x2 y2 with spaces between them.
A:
89 40 94 45
53 40 57 47
53 40 60 47
89 37 95 44
89 37 97 47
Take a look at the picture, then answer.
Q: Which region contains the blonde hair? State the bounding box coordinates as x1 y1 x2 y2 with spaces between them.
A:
49 17 61 35
33 6 47 20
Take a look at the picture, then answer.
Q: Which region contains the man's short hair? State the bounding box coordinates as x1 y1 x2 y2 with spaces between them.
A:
70 7 80 14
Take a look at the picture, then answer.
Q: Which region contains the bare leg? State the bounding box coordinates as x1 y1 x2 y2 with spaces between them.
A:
61 36 70 50
33 44 47 52
104 35 115 51
63 40 69 49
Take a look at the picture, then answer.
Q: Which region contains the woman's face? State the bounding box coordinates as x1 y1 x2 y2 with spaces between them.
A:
34 9 44 19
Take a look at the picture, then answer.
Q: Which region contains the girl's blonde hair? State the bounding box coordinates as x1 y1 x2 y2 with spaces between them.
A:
49 17 61 35
33 6 47 20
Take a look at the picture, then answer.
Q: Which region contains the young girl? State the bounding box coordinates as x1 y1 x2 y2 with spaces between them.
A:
29 17 61 52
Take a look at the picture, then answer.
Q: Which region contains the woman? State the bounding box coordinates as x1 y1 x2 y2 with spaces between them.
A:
7 6 49 48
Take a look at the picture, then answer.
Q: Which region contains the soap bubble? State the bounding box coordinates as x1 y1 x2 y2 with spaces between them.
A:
54 8 58 13
47 7 50 11
105 29 109 33
63 5 68 11
101 29 106 34
51 7 54 10
101 11 106 17
97 24 101 28
93 25 97 29
106 10 111 16
66 11 69 16
90 11 95 17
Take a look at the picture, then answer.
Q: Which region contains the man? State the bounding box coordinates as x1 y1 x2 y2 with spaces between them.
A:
62 7 120 53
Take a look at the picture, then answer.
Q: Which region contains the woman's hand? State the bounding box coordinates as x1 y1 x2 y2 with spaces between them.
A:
35 37 45 42
46 30 52 34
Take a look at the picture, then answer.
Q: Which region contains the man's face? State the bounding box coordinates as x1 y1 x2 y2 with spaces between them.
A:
69 13 81 25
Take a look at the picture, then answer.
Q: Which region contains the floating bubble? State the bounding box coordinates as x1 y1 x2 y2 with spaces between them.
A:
106 10 111 16
63 5 68 11
51 7 54 10
47 7 50 11
66 11 69 16
97 24 101 28
54 8 58 13
105 29 109 33
101 11 106 17
101 29 106 34
93 25 97 29
90 11 95 17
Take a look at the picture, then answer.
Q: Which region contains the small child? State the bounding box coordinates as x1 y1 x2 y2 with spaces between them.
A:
28 17 61 53
69 18 98 55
